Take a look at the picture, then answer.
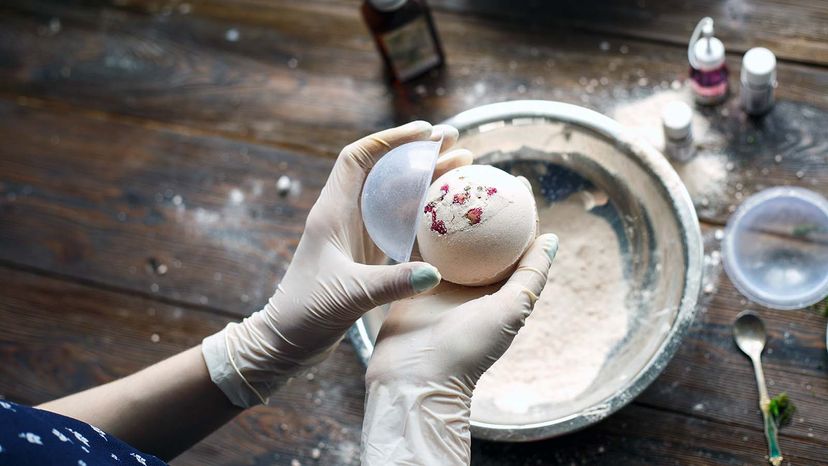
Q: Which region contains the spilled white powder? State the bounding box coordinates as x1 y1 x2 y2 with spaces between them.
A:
609 89 730 209
473 194 629 414
675 152 727 206
609 88 724 151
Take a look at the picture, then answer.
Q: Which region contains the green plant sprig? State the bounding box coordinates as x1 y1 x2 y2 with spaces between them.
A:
768 393 796 428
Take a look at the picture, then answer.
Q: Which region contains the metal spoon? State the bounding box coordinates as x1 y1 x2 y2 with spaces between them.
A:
733 311 782 466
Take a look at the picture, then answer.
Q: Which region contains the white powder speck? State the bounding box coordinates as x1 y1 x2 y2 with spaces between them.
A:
193 207 220 224
225 28 240 42
229 188 245 204
473 195 629 413
49 18 61 34
276 175 292 196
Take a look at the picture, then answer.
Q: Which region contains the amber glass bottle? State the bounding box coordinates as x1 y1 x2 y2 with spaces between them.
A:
361 0 445 83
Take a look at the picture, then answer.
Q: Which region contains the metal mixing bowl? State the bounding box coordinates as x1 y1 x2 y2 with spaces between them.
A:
348 101 703 441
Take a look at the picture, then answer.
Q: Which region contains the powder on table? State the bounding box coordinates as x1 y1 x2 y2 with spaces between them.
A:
472 193 629 415
675 152 727 205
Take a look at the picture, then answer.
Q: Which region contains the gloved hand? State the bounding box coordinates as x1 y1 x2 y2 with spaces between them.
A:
202 121 473 407
361 233 559 465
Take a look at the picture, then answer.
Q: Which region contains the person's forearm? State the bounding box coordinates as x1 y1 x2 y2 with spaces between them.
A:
38 345 242 461
362 379 473 465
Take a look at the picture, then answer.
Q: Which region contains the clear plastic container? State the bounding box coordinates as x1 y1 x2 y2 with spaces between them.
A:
360 139 441 262
723 187 828 310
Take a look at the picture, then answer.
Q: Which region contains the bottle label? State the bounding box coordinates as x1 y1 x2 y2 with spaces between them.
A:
379 17 440 81
690 80 728 104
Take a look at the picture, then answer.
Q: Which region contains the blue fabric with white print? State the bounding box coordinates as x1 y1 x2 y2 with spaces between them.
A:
0 401 166 466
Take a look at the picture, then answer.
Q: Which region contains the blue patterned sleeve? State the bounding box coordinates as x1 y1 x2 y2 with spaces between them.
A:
0 400 166 466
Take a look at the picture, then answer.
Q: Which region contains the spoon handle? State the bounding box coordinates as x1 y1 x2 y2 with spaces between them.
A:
761 404 783 466
752 357 783 466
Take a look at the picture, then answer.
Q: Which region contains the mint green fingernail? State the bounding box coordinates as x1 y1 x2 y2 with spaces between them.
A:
546 236 559 260
411 264 441 292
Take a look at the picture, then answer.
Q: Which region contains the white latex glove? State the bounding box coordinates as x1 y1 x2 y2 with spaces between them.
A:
203 121 473 407
361 233 559 465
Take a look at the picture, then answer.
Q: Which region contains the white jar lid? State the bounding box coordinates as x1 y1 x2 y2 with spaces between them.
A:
693 37 725 70
661 101 693 140
741 47 777 86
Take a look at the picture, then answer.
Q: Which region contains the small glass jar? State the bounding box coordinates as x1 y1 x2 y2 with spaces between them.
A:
688 17 729 105
361 0 445 83
741 47 777 116
662 101 695 162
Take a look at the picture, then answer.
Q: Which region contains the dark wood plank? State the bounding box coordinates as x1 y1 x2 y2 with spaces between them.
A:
1 1 826 463
1 96 825 440
471 403 828 466
97 0 828 67
636 224 828 447
426 0 828 67
3 264 825 466
0 0 385 157
0 99 332 315
2 1 825 226
2 96 825 319
1 0 826 160
0 265 365 466
613 97 828 226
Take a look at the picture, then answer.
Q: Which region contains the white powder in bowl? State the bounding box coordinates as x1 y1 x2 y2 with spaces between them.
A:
472 193 629 414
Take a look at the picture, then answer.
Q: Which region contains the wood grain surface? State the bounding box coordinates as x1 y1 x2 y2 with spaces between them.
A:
1 0 826 158
427 0 828 67
0 0 826 464
1 226 825 465
0 100 330 314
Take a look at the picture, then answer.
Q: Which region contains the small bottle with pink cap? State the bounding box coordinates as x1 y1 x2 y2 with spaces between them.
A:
688 17 729 105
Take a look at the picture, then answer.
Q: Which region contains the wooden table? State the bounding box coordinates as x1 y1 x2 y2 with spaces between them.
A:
1 1 826 464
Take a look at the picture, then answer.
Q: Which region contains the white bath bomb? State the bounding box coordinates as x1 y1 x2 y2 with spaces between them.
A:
416 165 538 286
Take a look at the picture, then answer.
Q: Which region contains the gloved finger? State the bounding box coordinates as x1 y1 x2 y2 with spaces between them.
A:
515 175 533 193
340 120 434 172
433 124 459 154
433 149 473 180
350 261 442 309
493 233 558 326
322 121 436 204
